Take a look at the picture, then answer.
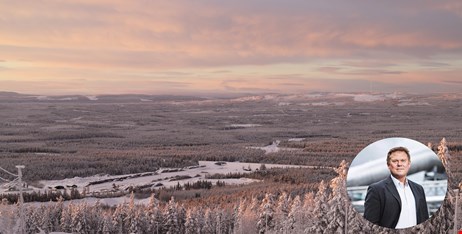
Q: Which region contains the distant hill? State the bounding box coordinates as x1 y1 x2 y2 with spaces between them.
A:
0 91 460 105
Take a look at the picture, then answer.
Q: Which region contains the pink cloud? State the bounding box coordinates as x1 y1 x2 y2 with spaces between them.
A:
1 0 462 94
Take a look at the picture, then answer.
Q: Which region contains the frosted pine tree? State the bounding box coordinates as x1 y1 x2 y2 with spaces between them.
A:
203 208 217 234
125 192 140 234
287 195 302 233
102 215 115 234
233 199 248 234
177 204 187 233
146 193 163 234
301 192 315 228
243 197 259 234
185 207 200 234
305 180 330 233
223 209 234 234
346 203 364 233
52 196 64 231
24 206 40 234
438 138 453 186
164 197 180 234
196 207 206 234
257 193 276 234
215 209 225 234
71 202 92 233
326 160 349 233
90 199 104 232
113 201 129 234
39 204 53 233
274 191 291 233
425 138 454 233
0 204 18 234
60 202 73 232
136 207 149 234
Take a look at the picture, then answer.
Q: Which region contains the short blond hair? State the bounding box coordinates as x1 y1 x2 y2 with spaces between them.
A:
386 146 410 165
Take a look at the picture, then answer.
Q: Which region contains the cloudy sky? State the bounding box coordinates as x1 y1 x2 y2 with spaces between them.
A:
1 0 462 95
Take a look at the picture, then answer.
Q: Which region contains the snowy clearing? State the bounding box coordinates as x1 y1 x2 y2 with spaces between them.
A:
398 101 431 106
86 96 98 101
24 161 308 199
288 138 305 142
248 141 302 154
228 124 261 128
335 93 387 102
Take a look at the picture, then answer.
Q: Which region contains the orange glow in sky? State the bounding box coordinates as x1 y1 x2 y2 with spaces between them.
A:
1 1 462 95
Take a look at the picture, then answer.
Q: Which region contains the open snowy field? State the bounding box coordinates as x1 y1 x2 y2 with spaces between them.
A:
6 161 312 201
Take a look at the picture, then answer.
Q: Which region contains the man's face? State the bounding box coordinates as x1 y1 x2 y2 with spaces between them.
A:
387 151 411 181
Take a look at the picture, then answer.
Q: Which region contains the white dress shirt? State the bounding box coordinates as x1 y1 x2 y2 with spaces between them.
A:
391 175 417 229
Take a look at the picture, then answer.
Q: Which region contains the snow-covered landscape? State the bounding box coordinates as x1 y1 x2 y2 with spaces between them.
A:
35 161 308 199
0 92 461 233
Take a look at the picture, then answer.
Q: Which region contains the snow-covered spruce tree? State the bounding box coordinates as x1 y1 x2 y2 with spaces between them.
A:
257 193 276 234
326 160 349 233
146 193 163 234
287 195 302 233
203 208 217 234
101 215 115 234
185 207 200 234
233 197 258 234
60 202 73 232
424 138 454 233
242 196 259 234
345 203 364 233
78 199 104 233
301 191 315 228
274 191 291 234
51 196 64 231
215 209 226 234
112 201 129 234
249 196 260 213
24 206 41 233
177 204 187 233
224 209 235 234
86 202 103 233
0 204 18 234
71 202 94 234
233 198 248 234
305 180 330 234
125 192 141 234
39 204 53 233
196 207 206 234
164 197 180 234
136 205 150 234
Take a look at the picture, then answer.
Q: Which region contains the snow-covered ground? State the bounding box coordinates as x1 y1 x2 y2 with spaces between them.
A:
397 100 431 106
228 124 262 128
248 141 303 154
335 93 387 102
249 141 282 154
5 161 307 200
86 95 98 101
288 138 305 142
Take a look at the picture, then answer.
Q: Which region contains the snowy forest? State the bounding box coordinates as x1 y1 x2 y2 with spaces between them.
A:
1 93 461 233
0 139 456 234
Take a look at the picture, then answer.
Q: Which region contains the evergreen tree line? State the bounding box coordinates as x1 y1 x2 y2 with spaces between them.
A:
0 188 83 204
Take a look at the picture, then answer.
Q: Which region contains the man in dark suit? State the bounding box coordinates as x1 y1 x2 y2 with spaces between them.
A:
363 146 429 229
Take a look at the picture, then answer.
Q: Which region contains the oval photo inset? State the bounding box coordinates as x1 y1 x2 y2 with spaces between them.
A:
346 137 447 229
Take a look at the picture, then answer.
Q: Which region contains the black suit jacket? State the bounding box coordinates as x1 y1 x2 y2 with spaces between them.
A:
363 176 429 228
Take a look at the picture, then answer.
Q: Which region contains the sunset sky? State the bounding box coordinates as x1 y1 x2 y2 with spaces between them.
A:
1 0 462 95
